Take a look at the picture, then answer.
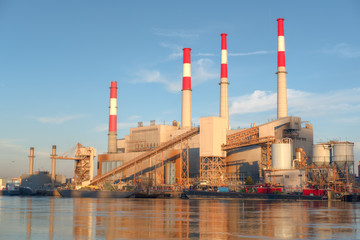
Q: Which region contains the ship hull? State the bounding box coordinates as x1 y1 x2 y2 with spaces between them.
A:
58 189 136 198
183 190 324 201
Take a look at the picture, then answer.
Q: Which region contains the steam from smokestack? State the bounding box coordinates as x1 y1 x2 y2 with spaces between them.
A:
220 33 229 130
181 48 192 128
108 81 117 153
277 18 288 119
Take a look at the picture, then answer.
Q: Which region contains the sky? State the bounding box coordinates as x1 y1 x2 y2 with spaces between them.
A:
0 1 359 178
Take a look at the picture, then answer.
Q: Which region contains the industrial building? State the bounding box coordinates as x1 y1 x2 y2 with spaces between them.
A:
47 18 355 192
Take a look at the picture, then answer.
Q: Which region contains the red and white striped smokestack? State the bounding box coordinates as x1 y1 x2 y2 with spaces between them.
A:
277 18 288 119
181 48 192 128
220 33 229 130
108 81 117 153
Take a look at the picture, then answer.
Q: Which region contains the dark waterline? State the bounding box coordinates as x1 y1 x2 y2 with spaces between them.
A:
0 196 359 239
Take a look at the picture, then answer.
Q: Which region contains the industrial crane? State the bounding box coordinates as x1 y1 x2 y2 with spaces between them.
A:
50 143 96 186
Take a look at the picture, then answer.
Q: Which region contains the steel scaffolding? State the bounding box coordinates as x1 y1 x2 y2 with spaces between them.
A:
51 143 96 186
200 156 226 186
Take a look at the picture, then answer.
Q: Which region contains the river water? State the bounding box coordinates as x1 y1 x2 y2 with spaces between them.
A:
0 196 359 239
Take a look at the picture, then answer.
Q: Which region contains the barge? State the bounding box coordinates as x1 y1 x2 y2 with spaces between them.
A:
58 189 137 198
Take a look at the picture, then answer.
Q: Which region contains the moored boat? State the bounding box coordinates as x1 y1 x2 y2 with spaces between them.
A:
183 190 325 201
0 189 20 196
58 189 136 198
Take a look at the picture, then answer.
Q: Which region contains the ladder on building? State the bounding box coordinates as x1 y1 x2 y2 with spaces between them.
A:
90 127 200 186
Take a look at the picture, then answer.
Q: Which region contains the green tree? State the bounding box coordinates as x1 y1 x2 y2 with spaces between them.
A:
245 176 254 185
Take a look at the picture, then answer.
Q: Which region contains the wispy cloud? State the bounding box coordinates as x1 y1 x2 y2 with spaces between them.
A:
132 69 180 93
229 50 274 57
132 58 217 93
192 58 218 85
334 117 360 124
288 88 360 118
0 139 49 157
196 53 216 57
159 42 182 60
128 115 141 121
93 124 108 133
230 90 276 115
30 114 85 124
159 44 217 61
0 139 25 152
230 88 360 119
153 28 200 39
324 43 360 58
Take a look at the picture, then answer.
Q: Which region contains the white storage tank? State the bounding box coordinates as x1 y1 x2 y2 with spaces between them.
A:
333 142 354 163
272 139 293 169
312 144 331 165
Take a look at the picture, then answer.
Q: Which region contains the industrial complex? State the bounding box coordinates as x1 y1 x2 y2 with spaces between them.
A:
23 18 356 196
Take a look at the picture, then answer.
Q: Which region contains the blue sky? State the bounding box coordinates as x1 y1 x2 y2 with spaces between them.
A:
0 1 359 178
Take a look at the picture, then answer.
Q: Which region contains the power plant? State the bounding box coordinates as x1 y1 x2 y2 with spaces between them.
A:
23 18 355 197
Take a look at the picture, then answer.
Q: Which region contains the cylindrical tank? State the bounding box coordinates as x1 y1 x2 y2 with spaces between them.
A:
272 140 293 169
332 142 354 163
312 144 331 165
295 148 302 162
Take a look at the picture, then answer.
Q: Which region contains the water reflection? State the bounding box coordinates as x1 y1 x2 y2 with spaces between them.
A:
0 196 357 239
71 199 358 239
72 199 192 239
26 198 31 240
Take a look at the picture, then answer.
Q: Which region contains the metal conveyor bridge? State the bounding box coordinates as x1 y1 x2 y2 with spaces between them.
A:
90 127 199 185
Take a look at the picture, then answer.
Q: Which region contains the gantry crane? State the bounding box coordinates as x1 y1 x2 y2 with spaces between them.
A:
50 143 96 186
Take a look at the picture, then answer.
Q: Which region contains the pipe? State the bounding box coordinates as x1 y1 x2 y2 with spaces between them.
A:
108 81 118 153
276 18 288 119
29 147 34 175
181 48 192 128
219 33 229 130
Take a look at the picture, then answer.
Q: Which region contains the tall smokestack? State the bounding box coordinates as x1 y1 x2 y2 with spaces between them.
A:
277 18 288 119
220 33 229 130
181 48 192 128
29 147 34 175
108 81 117 153
51 145 56 183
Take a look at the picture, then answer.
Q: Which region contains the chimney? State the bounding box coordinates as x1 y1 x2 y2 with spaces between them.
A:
29 147 34 175
51 145 56 183
108 81 117 153
277 18 288 119
181 48 192 128
219 33 229 130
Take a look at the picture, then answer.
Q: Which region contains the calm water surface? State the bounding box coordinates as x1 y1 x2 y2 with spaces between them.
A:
0 196 359 239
